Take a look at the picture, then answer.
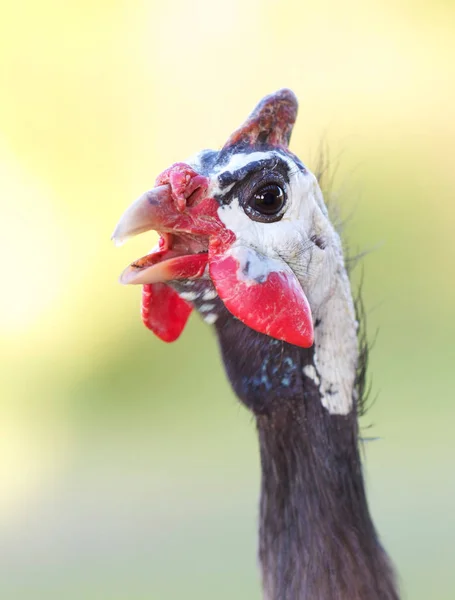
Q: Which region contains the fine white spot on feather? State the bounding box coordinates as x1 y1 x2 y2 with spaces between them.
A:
178 291 200 301
199 303 215 312
202 289 217 300
203 313 218 325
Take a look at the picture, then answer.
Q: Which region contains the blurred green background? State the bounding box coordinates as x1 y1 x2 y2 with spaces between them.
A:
1 1 454 598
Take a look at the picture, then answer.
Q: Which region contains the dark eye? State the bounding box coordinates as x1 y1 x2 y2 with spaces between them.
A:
249 184 285 215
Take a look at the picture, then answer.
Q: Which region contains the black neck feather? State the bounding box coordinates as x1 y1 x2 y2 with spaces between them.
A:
214 309 399 600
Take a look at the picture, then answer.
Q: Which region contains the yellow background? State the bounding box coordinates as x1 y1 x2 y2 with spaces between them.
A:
1 1 454 598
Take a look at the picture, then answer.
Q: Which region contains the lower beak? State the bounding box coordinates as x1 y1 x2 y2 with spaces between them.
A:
119 250 208 285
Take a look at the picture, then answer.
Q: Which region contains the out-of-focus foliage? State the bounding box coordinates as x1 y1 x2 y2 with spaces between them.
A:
1 1 454 598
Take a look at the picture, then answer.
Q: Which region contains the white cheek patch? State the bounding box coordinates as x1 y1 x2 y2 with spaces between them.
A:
227 245 289 285
217 195 310 268
216 155 315 254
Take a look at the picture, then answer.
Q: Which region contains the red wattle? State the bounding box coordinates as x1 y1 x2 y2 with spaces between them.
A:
209 252 314 348
141 283 192 342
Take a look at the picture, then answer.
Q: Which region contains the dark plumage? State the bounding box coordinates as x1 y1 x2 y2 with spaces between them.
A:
216 303 398 599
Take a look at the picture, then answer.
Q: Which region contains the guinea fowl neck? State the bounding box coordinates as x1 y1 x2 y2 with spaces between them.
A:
214 283 399 600
256 395 398 600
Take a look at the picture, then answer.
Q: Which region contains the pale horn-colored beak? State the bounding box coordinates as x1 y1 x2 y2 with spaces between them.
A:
111 185 171 246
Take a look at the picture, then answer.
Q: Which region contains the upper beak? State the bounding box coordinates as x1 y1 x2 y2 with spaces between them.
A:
112 183 222 247
112 176 224 287
112 185 177 245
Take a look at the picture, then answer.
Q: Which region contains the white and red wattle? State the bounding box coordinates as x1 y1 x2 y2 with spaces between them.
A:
209 246 313 348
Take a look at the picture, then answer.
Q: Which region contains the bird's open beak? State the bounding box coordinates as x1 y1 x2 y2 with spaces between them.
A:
112 188 209 287
112 177 222 287
112 164 223 342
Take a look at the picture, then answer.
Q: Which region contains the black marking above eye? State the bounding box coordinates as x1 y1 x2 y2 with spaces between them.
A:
218 158 288 190
250 184 285 215
214 153 291 220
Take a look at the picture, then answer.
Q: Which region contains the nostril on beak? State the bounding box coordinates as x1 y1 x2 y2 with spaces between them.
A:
185 175 209 207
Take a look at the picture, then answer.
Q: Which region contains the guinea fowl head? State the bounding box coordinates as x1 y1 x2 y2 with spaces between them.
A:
113 89 346 366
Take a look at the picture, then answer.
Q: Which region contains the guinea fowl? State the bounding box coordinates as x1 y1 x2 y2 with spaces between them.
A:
113 89 399 600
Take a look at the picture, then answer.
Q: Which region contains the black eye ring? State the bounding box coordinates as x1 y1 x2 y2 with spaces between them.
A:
248 183 285 217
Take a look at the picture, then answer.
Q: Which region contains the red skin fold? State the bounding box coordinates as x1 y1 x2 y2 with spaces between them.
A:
208 252 314 349
141 283 192 342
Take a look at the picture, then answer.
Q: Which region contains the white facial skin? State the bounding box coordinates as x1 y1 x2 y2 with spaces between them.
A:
210 151 334 312
190 149 359 415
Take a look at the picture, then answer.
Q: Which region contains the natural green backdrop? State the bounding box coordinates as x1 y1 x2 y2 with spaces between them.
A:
1 1 454 598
